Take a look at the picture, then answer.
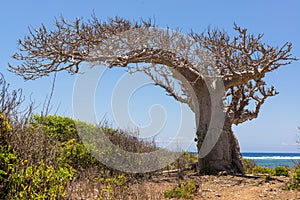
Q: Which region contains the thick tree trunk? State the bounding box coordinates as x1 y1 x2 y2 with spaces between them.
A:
193 79 244 175
197 118 244 174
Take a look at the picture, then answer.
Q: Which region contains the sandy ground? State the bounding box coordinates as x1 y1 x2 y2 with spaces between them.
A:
128 173 300 200
66 172 299 199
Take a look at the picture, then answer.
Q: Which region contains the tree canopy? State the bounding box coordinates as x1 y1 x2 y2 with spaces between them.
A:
9 16 297 126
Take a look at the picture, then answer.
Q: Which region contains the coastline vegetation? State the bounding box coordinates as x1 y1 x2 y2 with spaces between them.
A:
1 112 299 199
0 74 299 199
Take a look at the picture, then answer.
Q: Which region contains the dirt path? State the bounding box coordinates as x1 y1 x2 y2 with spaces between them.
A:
66 173 299 199
129 174 300 200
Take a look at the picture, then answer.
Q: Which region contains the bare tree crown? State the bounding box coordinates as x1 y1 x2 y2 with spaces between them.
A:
8 16 297 125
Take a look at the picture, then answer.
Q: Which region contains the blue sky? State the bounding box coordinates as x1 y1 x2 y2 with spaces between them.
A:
0 0 299 152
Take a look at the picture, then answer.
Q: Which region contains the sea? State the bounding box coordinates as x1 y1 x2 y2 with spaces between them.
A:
242 152 300 168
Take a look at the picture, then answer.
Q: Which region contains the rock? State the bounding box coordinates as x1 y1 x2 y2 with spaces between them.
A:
218 171 228 176
203 189 214 192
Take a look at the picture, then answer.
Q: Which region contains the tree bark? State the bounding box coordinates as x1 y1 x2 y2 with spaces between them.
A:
197 117 244 174
193 79 244 175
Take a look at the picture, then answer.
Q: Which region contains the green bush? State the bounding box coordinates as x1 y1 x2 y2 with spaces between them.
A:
164 181 199 199
274 166 289 177
164 151 198 172
30 115 158 173
58 138 98 169
30 115 78 142
251 165 290 177
292 166 300 189
285 164 300 190
31 114 157 153
6 161 76 200
294 166 300 183
0 112 12 147
180 151 198 168
242 158 257 174
0 146 18 181
100 174 128 195
0 145 18 198
252 165 275 175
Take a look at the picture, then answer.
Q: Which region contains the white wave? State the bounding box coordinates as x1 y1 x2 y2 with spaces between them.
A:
244 156 300 160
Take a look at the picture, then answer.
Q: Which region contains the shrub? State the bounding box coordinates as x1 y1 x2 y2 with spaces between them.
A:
274 166 289 177
32 115 157 154
292 166 300 189
7 124 59 166
164 181 199 199
179 151 198 169
100 174 128 196
58 138 98 169
252 166 275 175
0 113 12 133
106 128 157 153
0 112 12 147
30 115 78 142
285 164 300 190
0 112 15 178
251 165 290 177
242 158 257 174
6 161 76 200
164 151 198 173
0 145 18 198
0 146 18 181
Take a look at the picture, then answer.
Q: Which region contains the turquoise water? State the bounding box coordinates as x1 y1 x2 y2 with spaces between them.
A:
190 152 300 168
242 152 300 168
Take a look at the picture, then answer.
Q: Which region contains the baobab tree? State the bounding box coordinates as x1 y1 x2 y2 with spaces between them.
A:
9 16 297 174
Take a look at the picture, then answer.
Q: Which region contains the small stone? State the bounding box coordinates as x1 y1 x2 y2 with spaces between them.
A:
218 171 228 176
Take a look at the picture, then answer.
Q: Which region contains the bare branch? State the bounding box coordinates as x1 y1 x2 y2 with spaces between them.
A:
191 24 297 90
227 80 278 125
8 16 297 125
8 17 155 80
